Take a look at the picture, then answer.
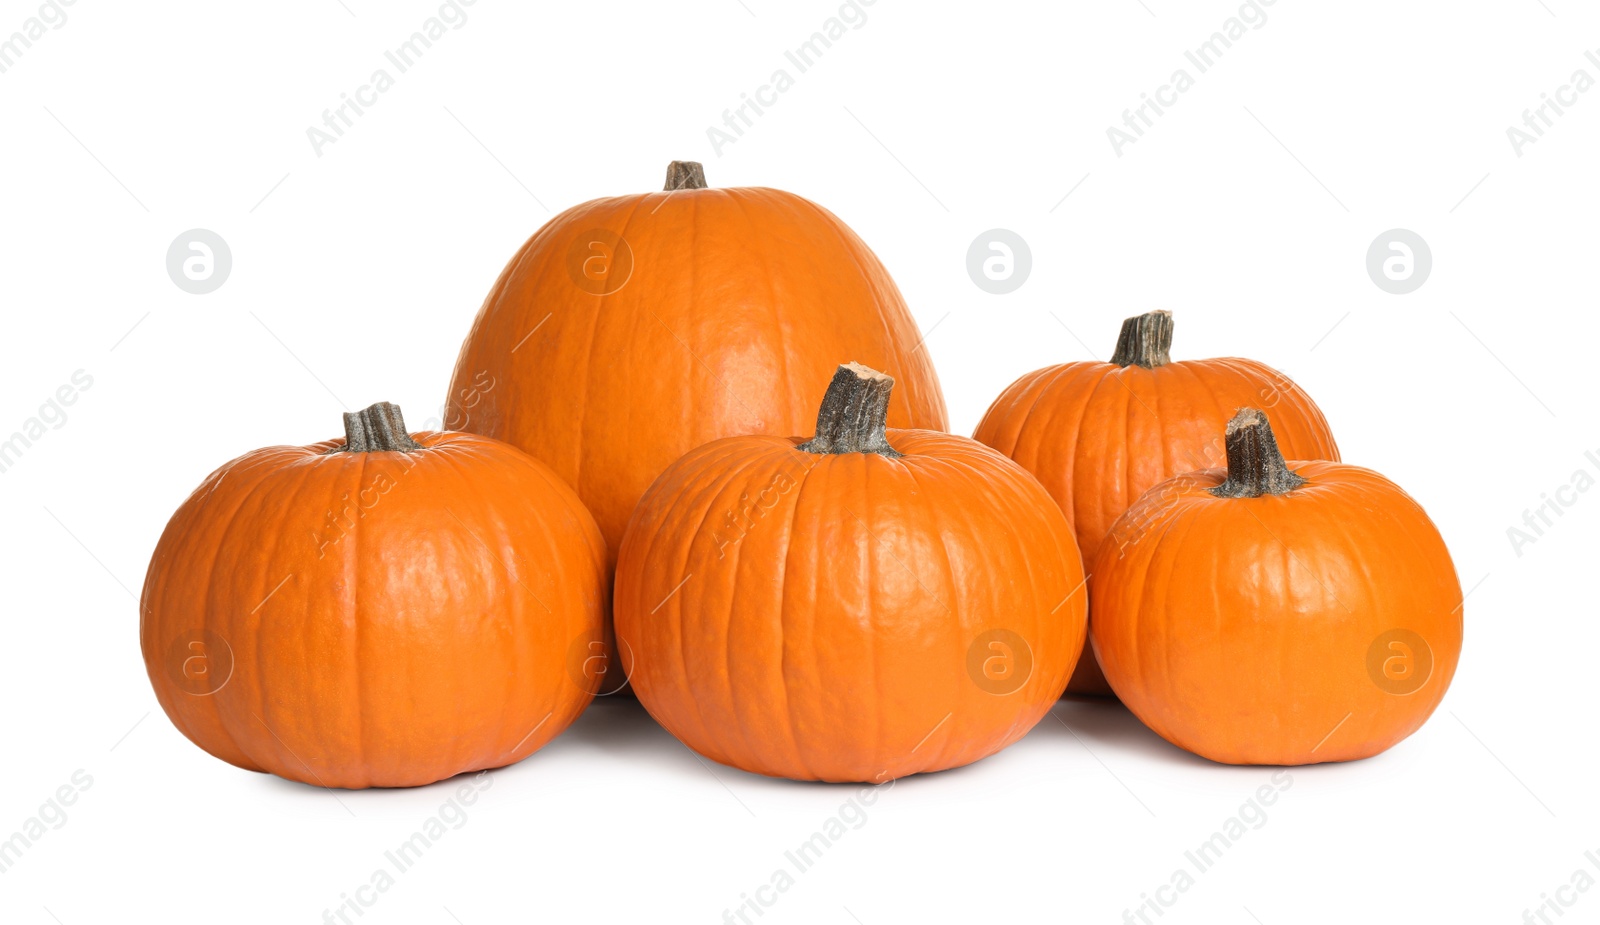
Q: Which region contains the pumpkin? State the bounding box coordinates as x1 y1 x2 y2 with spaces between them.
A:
972 310 1340 696
446 161 948 689
139 402 608 789
1089 408 1462 765
614 363 1085 782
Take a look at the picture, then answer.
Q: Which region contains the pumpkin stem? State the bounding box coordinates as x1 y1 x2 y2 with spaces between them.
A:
334 402 422 454
664 161 708 191
796 363 903 458
1210 408 1306 498
1109 310 1174 368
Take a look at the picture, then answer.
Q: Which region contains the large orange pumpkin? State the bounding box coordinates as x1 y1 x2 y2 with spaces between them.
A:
1090 409 1462 765
972 310 1339 696
140 402 608 789
615 364 1085 782
446 162 948 663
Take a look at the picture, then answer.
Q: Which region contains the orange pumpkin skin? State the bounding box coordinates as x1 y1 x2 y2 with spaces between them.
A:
1089 418 1461 766
615 365 1084 783
140 405 608 789
446 163 947 578
973 312 1339 696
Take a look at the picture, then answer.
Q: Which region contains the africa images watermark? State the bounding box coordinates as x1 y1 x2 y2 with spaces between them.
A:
1523 850 1600 924
721 780 892 924
709 455 816 560
1122 770 1294 923
305 0 481 157
0 0 78 77
705 0 878 157
321 770 494 924
1105 0 1281 157
1505 447 1600 557
0 370 94 476
0 769 93 876
1505 47 1600 157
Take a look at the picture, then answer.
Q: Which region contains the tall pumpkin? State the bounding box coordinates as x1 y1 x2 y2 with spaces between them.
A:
615 364 1085 782
1090 409 1463 765
972 310 1339 696
447 162 948 665
140 403 608 789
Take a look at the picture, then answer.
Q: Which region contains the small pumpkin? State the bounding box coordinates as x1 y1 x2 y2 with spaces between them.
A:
1089 408 1462 765
447 161 949 683
973 310 1340 696
615 363 1085 782
140 402 608 789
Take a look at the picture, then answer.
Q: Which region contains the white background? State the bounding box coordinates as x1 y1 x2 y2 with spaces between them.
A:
1 1 1595 922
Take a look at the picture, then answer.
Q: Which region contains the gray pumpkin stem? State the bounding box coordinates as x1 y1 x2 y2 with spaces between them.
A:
334 402 422 453
1109 310 1174 369
1210 408 1306 498
664 161 708 191
797 363 902 458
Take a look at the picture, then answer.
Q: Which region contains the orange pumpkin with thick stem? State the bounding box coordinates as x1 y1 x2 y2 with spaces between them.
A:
615 363 1085 783
140 402 608 789
972 310 1340 696
1090 408 1462 765
447 162 948 691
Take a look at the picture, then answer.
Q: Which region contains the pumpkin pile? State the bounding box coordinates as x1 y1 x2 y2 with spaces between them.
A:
139 161 1462 788
972 309 1341 695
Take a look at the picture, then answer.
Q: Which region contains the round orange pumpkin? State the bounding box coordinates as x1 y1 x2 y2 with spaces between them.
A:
1090 409 1462 765
446 162 948 675
615 364 1085 782
972 310 1339 696
140 403 608 789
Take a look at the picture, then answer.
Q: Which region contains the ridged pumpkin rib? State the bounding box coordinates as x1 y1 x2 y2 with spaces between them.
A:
507 451 568 760
328 450 372 785
773 449 819 781
1139 488 1195 728
575 195 648 510
345 450 384 788
791 452 835 778
240 453 329 780
940 451 1017 752
1049 365 1102 538
677 443 772 766
1129 478 1196 713
889 454 947 771
831 454 868 775
239 457 301 779
1008 464 1063 702
731 191 795 428
175 454 281 772
653 448 730 760
620 451 691 739
1119 369 1138 518
932 452 1008 760
719 448 798 775
208 457 283 770
698 446 782 771
433 446 519 771
171 459 238 762
1074 366 1125 556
